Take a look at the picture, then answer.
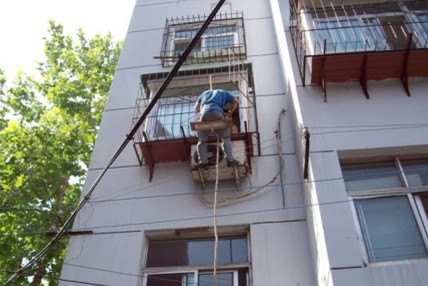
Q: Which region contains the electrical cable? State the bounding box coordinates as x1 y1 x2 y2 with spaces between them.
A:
213 133 220 284
199 109 287 208
3 159 428 237
74 122 428 205
276 109 286 207
4 180 428 237
1 1 228 285
0 269 115 286
2 124 428 242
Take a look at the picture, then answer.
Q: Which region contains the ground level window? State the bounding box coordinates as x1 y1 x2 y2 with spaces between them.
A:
146 269 247 286
143 235 249 286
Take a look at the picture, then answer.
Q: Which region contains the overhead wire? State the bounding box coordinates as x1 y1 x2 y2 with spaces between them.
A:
84 121 428 207
2 161 428 239
10 121 415 209
3 0 428 281
1 1 228 285
0 269 115 286
2 157 428 237
61 264 240 286
2 115 428 254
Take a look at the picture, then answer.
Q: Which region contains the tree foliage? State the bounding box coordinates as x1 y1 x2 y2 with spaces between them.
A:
0 21 122 285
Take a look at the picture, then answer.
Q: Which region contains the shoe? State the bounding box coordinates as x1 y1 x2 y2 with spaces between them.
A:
226 159 239 167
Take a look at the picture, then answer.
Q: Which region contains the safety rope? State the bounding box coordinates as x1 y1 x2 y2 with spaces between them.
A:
212 134 221 285
201 109 286 208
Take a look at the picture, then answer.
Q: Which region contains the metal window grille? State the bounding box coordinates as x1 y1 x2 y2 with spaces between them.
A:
159 11 246 66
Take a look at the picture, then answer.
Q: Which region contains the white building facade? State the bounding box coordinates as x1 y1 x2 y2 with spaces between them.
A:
60 0 428 285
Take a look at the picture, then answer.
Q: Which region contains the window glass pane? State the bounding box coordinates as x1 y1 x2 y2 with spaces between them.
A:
206 35 235 50
231 238 247 263
154 96 197 139
417 14 428 34
419 192 428 215
205 26 236 36
147 236 247 267
355 196 427 262
199 272 233 286
362 18 387 50
175 29 197 39
342 161 403 191
174 40 201 57
401 159 428 187
147 273 193 286
314 17 387 53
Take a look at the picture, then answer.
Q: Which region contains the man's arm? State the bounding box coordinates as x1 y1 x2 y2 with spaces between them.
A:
194 101 201 113
225 97 238 118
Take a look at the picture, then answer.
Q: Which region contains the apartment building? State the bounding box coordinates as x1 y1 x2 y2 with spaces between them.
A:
60 0 428 285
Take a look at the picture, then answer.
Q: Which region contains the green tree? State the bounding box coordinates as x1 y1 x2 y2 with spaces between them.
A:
0 21 122 285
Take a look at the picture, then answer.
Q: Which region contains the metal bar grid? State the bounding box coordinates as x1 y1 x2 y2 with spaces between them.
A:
290 0 428 85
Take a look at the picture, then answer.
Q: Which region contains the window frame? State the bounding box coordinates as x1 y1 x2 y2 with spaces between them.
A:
170 23 240 58
143 268 247 286
343 156 428 264
142 229 250 286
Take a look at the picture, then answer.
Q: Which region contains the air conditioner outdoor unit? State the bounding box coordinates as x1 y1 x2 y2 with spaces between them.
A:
190 140 248 183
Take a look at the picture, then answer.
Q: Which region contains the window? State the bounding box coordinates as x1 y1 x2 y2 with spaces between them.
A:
313 17 386 53
160 13 246 66
342 157 428 263
143 83 241 141
342 161 402 192
173 25 238 57
146 94 199 140
355 196 427 262
143 235 249 286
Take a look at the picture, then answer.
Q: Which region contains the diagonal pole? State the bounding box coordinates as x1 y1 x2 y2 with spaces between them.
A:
2 0 226 285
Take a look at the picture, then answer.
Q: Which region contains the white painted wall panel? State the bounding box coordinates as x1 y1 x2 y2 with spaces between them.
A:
245 18 278 56
251 222 316 286
117 29 164 69
105 68 142 110
332 261 428 286
61 232 143 286
77 155 306 234
309 152 365 268
297 79 428 153
250 54 285 95
88 109 140 169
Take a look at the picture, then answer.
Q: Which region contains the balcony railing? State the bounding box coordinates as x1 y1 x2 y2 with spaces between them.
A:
289 0 428 99
131 58 259 181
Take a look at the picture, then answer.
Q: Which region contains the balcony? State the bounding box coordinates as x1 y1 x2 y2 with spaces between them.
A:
290 0 428 100
132 61 259 181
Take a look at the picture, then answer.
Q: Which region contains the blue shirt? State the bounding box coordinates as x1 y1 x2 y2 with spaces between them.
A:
197 89 235 115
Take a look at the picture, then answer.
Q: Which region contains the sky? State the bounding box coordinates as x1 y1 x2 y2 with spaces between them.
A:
0 0 136 80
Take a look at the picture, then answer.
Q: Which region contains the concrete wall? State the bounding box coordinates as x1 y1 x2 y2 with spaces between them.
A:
60 0 316 285
272 0 428 285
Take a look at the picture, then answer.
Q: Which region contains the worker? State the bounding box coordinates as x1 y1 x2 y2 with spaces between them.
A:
194 89 239 169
